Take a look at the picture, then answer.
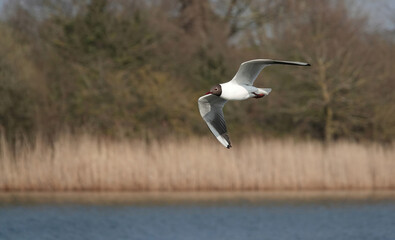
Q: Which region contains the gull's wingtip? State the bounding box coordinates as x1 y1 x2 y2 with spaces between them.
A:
294 61 311 66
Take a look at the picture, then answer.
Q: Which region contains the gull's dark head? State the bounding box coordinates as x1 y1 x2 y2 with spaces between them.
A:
206 84 222 96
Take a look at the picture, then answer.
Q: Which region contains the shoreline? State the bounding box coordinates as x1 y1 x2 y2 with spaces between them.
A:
1 190 395 205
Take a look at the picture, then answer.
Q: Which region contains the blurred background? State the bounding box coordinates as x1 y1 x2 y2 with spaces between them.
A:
0 0 395 193
0 1 395 239
0 0 394 144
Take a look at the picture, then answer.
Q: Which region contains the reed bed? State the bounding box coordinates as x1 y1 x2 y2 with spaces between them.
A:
0 135 394 191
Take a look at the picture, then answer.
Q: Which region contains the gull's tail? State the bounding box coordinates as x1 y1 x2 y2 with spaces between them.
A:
262 88 272 95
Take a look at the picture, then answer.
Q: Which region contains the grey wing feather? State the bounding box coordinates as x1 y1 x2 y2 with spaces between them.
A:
230 59 310 86
198 94 231 148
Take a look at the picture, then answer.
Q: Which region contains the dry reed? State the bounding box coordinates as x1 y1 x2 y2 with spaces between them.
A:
0 135 394 191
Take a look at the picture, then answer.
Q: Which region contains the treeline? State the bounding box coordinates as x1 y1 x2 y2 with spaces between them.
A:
0 0 394 143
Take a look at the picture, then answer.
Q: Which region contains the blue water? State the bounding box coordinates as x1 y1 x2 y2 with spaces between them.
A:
1 201 395 240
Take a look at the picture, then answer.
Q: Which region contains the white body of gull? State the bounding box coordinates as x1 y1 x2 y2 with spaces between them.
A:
198 59 310 148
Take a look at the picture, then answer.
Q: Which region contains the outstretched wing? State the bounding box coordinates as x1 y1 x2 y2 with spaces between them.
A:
230 59 310 86
198 94 231 148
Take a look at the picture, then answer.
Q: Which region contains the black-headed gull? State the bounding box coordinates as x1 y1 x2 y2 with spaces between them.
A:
198 59 311 148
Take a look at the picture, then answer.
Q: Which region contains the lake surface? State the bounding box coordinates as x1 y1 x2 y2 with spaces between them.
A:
1 192 395 240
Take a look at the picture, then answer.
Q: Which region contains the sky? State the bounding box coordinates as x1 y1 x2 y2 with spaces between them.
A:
358 0 395 30
0 0 394 30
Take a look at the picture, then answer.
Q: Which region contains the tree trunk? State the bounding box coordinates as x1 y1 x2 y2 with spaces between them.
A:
325 105 334 142
318 59 334 142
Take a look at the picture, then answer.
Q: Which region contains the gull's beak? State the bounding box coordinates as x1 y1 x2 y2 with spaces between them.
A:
205 92 212 95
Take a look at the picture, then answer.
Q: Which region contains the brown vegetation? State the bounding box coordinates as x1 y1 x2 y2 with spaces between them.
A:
0 1 394 192
1 135 394 191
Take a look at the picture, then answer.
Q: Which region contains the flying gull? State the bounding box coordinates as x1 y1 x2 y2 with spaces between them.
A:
198 59 311 148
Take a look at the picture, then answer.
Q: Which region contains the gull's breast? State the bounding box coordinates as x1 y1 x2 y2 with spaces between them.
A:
220 82 254 101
